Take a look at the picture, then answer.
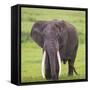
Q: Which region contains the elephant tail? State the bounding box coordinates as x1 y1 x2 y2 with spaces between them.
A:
70 63 79 75
73 66 78 75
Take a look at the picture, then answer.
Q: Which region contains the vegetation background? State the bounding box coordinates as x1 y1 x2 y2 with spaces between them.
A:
21 7 86 83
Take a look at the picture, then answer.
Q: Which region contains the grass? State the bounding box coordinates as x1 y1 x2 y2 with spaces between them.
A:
21 42 85 82
21 7 86 83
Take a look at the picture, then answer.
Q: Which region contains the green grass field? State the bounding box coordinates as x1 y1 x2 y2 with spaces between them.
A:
21 7 86 83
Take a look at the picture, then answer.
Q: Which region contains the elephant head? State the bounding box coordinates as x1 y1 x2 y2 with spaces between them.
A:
30 20 78 80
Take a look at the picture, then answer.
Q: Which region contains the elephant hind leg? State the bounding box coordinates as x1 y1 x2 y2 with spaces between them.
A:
68 49 78 76
68 59 78 76
45 53 51 80
68 59 74 76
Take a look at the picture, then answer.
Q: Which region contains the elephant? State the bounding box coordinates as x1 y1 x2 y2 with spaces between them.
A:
30 20 78 80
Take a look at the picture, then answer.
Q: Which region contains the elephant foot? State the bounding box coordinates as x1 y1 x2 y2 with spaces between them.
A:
45 74 59 81
50 74 58 81
68 72 74 76
45 70 51 80
50 78 58 81
45 74 51 80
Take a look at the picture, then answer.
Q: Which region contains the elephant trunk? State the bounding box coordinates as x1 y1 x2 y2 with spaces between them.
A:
41 49 62 80
46 48 61 80
48 50 58 80
42 40 61 80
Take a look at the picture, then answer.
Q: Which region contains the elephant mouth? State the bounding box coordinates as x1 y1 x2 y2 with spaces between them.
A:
41 50 62 79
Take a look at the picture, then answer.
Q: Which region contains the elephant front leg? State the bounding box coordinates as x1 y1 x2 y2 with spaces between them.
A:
45 53 51 80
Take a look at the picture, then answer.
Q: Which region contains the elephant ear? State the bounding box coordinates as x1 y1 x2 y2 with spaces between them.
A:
31 21 47 48
55 20 68 49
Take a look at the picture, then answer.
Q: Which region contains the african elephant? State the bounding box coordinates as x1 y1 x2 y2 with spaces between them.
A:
30 20 78 80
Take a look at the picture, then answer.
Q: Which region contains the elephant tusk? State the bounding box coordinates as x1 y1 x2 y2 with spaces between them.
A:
57 51 61 77
41 50 46 78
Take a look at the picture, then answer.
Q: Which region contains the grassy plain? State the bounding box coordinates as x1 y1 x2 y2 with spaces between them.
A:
21 8 86 82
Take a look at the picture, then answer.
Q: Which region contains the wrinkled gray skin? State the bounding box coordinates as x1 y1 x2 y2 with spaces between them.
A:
31 20 78 80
